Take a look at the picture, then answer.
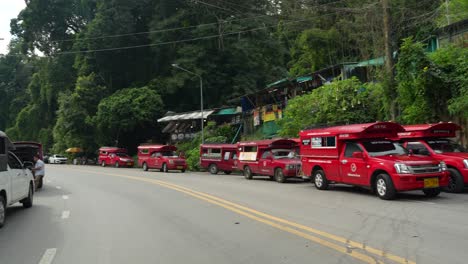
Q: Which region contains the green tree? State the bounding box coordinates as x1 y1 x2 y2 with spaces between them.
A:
278 78 385 137
93 87 164 146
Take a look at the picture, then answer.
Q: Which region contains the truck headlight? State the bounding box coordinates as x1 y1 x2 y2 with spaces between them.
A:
169 160 174 164
394 163 411 174
439 161 447 171
463 159 468 169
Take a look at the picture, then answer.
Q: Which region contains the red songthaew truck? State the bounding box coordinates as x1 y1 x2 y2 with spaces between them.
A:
138 145 187 173
98 147 134 168
200 144 238 175
237 139 301 183
299 122 449 200
399 122 468 193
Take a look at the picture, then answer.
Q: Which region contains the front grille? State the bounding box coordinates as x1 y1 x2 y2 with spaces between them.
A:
408 164 440 174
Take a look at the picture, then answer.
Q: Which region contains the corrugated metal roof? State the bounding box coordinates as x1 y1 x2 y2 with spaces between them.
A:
157 110 215 122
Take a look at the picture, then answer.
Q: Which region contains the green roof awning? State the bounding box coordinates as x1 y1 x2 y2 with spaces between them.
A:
213 108 238 115
266 78 289 88
296 76 312 83
356 57 384 67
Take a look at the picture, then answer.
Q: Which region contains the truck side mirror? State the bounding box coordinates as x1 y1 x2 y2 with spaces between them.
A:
352 152 364 159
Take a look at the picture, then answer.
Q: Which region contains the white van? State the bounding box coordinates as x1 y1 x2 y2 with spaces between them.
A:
0 131 35 228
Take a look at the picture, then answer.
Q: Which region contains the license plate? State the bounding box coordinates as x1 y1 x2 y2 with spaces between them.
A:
177 166 183 169
127 163 132 166
424 178 439 188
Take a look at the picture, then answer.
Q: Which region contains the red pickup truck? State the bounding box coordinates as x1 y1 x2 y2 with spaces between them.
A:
138 145 187 173
200 144 238 174
399 122 468 193
98 147 134 168
237 139 301 183
299 122 449 200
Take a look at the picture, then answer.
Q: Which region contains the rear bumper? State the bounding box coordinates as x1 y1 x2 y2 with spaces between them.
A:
391 172 449 191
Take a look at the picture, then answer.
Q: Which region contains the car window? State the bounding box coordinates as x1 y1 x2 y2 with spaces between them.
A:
344 142 363 157
406 142 430 155
8 152 23 169
261 151 272 159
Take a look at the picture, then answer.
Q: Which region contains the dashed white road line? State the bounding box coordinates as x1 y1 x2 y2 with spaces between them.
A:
62 195 69 200
61 211 70 219
38 248 57 264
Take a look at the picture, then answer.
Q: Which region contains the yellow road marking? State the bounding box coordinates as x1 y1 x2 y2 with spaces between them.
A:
69 168 415 264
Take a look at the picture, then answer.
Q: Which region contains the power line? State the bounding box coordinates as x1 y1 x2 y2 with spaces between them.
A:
53 13 277 43
53 18 312 56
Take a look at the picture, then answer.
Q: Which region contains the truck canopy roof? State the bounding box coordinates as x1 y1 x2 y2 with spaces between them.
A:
300 122 404 140
200 144 237 149
137 145 177 152
238 139 297 149
99 147 127 153
399 123 461 139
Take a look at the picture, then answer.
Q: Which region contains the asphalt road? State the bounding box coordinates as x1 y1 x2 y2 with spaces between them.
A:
1 165 467 264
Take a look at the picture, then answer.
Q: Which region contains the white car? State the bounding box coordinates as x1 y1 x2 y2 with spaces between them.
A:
48 154 68 164
0 131 35 228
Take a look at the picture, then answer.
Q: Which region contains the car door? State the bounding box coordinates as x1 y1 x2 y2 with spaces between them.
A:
340 142 368 185
152 153 161 168
259 151 273 176
8 152 27 201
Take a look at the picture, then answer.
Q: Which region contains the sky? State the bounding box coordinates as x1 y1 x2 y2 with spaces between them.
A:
0 0 26 54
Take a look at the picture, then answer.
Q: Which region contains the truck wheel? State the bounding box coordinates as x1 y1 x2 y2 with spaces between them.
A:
209 164 219 174
244 166 253 180
162 163 168 173
114 162 119 168
275 168 286 183
143 162 148 171
313 170 329 190
0 195 5 228
423 188 441 197
444 168 464 193
224 171 232 175
21 184 34 208
375 174 396 200
101 161 106 167
181 169 186 173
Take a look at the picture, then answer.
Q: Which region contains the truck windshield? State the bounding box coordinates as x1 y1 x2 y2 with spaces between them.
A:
362 141 408 157
426 139 467 153
116 153 130 157
161 151 178 157
272 149 297 159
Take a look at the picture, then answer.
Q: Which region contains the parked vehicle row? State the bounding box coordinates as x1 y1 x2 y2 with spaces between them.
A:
0 131 35 228
199 122 467 200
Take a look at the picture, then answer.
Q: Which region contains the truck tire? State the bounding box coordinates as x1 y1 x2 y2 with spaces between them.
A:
21 184 34 208
224 171 232 175
275 168 286 183
101 161 106 167
114 162 119 168
162 163 168 173
244 166 253 180
181 169 186 173
209 164 219 174
375 173 396 200
143 162 148 171
423 188 441 197
313 170 329 190
444 168 464 193
0 195 5 228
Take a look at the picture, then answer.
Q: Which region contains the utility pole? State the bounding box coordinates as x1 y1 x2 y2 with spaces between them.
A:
382 0 396 120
